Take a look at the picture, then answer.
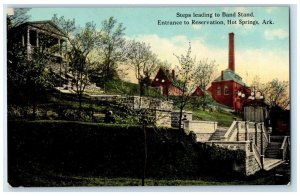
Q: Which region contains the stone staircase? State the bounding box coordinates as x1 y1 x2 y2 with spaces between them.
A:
264 158 285 171
264 136 286 171
264 142 281 159
209 127 228 141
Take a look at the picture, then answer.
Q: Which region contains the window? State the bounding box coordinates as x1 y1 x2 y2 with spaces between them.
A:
224 85 229 95
217 86 221 95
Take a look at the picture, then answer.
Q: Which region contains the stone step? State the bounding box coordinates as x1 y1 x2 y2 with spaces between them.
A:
265 155 280 158
209 129 227 141
266 150 280 153
268 142 281 146
270 136 285 143
265 151 279 155
265 141 281 159
268 144 281 148
265 150 279 154
264 158 284 171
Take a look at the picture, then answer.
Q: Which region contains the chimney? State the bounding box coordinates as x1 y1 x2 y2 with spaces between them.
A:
172 69 175 80
228 32 235 72
221 70 224 80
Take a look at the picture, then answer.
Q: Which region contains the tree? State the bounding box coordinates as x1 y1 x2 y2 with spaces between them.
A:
52 15 99 112
51 14 76 44
7 36 55 119
68 22 99 112
127 40 158 96
51 14 76 66
126 40 159 96
97 17 127 90
7 8 31 30
250 76 289 110
250 75 267 93
264 79 289 109
174 43 198 129
194 59 217 109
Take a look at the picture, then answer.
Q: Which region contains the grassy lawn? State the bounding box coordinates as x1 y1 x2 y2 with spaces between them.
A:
192 109 242 127
17 173 277 187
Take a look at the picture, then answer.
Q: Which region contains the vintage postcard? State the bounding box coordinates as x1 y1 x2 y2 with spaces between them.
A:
6 6 290 187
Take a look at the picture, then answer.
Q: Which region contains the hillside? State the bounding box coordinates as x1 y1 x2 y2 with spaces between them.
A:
8 78 240 126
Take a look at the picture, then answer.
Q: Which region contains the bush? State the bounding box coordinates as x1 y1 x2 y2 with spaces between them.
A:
8 120 247 186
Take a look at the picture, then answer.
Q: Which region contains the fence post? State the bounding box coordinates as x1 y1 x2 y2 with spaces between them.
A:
236 121 239 141
255 122 258 146
260 123 264 169
245 121 248 141
268 127 272 143
183 120 189 134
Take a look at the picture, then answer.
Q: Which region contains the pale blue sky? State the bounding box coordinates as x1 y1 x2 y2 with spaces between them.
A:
25 6 290 83
27 7 289 50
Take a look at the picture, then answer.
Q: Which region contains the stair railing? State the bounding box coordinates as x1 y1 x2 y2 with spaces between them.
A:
222 121 238 141
260 123 270 143
252 143 263 169
280 136 290 161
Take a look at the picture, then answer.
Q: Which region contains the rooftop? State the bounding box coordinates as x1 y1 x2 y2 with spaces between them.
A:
12 20 67 38
158 67 186 90
213 69 247 86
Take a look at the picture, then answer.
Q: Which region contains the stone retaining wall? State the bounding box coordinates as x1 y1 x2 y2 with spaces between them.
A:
205 141 262 176
171 111 193 127
245 153 262 176
184 120 218 142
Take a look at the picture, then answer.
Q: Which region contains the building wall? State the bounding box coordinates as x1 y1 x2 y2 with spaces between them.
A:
210 80 234 107
168 85 183 96
151 69 183 96
244 106 268 122
192 87 204 97
209 80 250 111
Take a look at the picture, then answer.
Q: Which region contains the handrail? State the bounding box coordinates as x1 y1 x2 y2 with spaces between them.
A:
263 130 269 143
252 143 263 169
223 121 237 141
280 136 289 160
259 123 269 143
228 125 238 141
280 136 288 149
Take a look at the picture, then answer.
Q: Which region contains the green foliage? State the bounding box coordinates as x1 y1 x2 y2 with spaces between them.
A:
96 17 127 87
126 40 159 96
7 36 56 119
192 109 241 127
264 79 289 109
205 144 245 162
105 79 140 95
7 8 31 29
8 120 249 187
190 91 215 109
15 176 257 186
51 14 76 37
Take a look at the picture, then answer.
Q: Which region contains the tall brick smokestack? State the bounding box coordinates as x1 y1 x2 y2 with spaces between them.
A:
228 32 235 72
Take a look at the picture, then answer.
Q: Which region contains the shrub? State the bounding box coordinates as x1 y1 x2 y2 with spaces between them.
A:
8 120 247 186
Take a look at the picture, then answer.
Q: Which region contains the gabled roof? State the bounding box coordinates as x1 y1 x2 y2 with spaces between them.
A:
156 67 186 90
12 20 67 38
192 86 205 96
213 68 247 86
